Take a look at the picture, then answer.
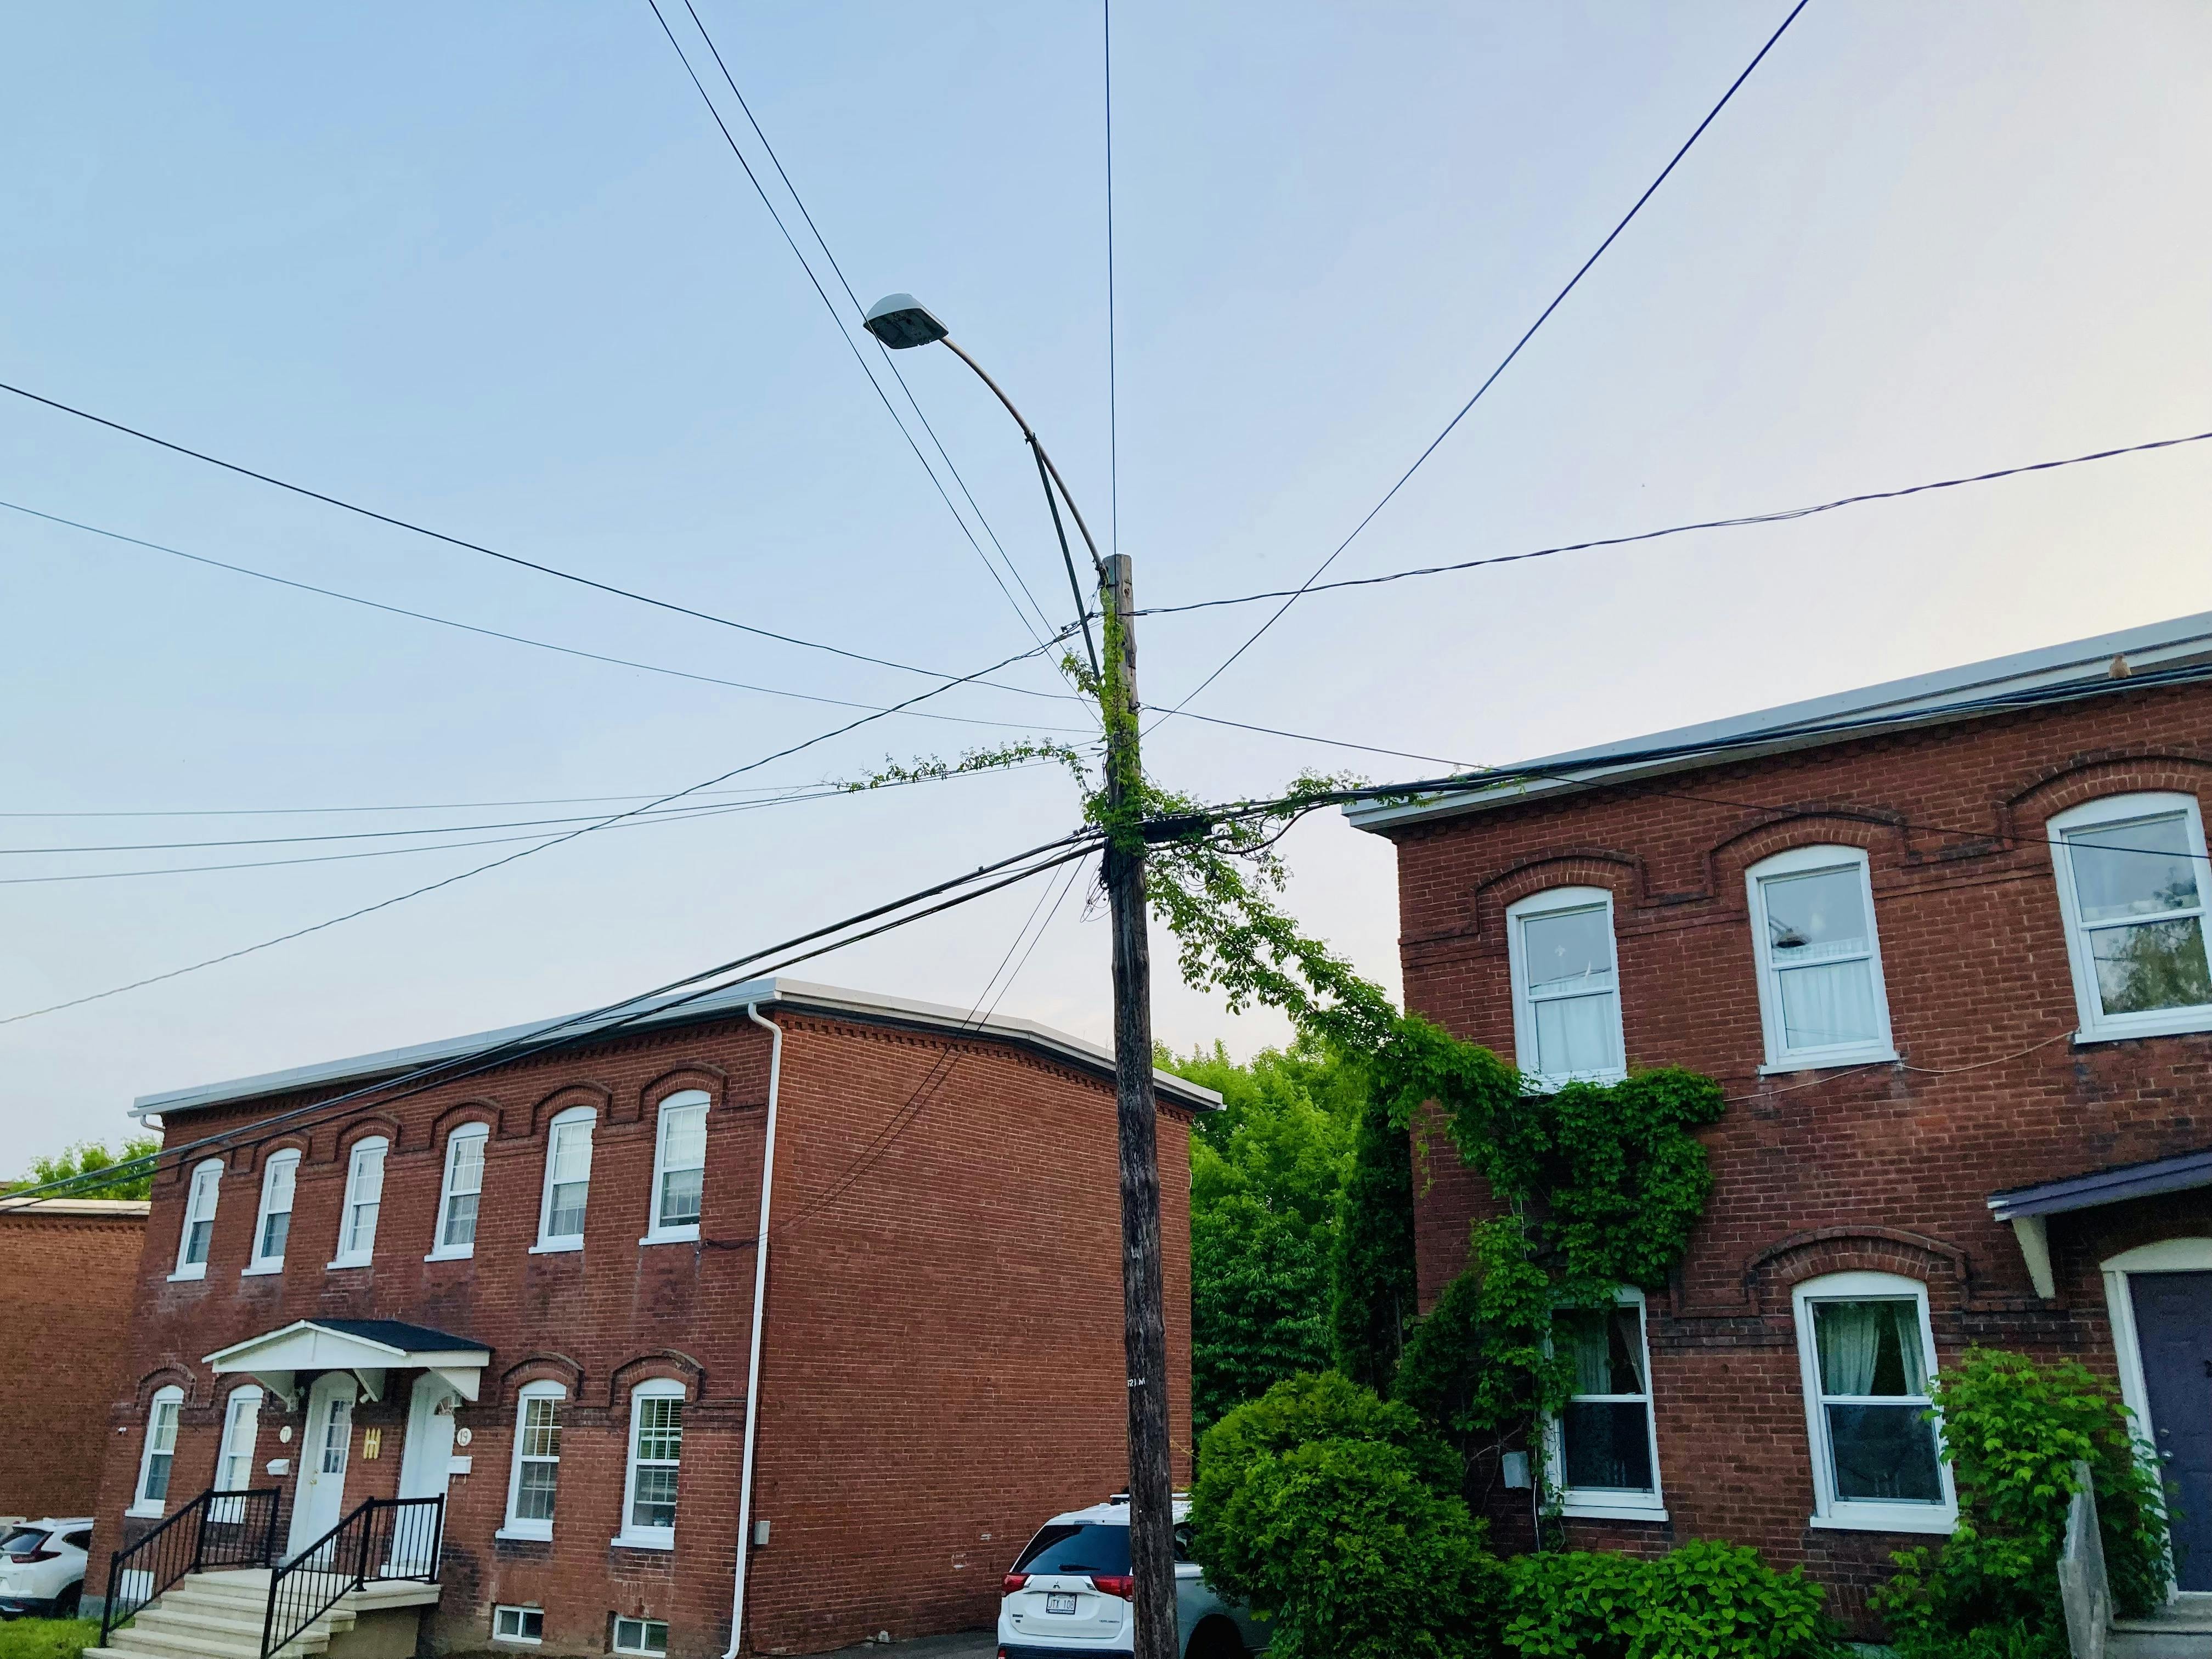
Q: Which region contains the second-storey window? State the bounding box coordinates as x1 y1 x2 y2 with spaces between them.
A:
501 1381 565 1541
174 1159 223 1279
645 1093 709 1243
330 1137 386 1268
432 1125 489 1259
536 1110 594 1251
1746 847 1896 1069
1549 1290 1663 1517
1793 1272 1954 1533
2049 792 2212 1041
247 1150 300 1273
617 1381 684 1548
131 1387 184 1516
1506 888 1627 1087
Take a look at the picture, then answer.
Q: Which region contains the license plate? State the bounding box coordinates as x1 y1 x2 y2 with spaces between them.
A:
1046 1592 1078 1615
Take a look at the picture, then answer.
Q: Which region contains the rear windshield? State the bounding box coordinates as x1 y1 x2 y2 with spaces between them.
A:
2 1529 50 1558
1013 1522 1131 1576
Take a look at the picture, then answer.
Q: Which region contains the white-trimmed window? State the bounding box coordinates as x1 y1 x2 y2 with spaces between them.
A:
1793 1271 1955 1533
246 1149 301 1274
212 1386 263 1521
644 1093 709 1244
130 1386 184 1516
430 1124 489 1260
1746 847 1897 1070
492 1607 543 1646
534 1109 595 1253
329 1137 386 1268
611 1618 667 1656
1506 888 1627 1087
615 1380 684 1548
1547 1289 1664 1519
499 1381 565 1541
173 1159 223 1280
2048 792 2212 1042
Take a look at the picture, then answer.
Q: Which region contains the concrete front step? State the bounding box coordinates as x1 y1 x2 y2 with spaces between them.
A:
92 1567 439 1659
2111 1594 2212 1659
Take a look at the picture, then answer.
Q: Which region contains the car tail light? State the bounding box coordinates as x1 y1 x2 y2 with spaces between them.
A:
1090 1573 1135 1599
16 1548 58 1563
1001 1573 1028 1595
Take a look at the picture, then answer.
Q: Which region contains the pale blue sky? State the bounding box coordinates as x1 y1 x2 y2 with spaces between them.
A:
5 2 2211 1169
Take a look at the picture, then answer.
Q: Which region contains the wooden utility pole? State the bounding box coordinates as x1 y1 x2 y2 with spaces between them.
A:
1100 552 1177 1659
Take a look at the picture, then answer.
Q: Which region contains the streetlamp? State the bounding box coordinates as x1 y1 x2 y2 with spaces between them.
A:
866 292 1177 1659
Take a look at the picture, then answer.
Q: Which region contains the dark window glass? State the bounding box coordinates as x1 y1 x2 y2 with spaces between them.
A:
1012 1522 1132 1575
1827 1405 1943 1502
2 1529 52 1558
1561 1402 1655 1492
63 1531 92 1550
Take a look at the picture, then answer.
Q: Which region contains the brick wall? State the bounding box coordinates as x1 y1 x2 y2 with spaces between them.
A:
89 1006 1195 1656
0 1204 147 1521
1375 676 2212 1630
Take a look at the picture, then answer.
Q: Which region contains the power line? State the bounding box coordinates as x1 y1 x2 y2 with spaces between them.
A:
641 0 1060 652
1131 426 2212 619
0 378 1066 700
3 496 1088 728
1166 708 1478 770
672 0 1068 652
0 629 1079 1026
1158 0 1811 721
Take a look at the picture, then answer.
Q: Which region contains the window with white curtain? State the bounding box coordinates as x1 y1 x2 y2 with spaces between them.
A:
2049 792 2212 1041
616 1381 684 1548
535 1110 595 1252
1506 888 1627 1087
1746 847 1897 1070
430 1124 489 1260
173 1159 223 1280
329 1137 386 1268
1547 1289 1663 1517
130 1387 184 1516
499 1381 565 1541
1793 1272 1954 1533
644 1093 709 1243
212 1386 263 1522
246 1149 300 1273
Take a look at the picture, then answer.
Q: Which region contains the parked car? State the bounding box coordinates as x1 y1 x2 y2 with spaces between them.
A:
0 1518 92 1619
997 1496 1263 1659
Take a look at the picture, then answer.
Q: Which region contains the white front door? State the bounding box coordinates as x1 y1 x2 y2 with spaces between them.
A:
390 1376 458 1575
287 1374 356 1559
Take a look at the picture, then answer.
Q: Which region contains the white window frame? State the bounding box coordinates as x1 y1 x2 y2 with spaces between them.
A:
2048 792 2212 1043
327 1136 387 1269
427 1124 489 1262
492 1607 544 1646
1506 887 1628 1088
532 1108 595 1255
1746 845 1898 1072
613 1379 685 1550
611 1617 668 1656
641 1091 710 1245
1792 1270 1956 1534
1543 1287 1666 1521
496 1381 566 1542
130 1386 185 1516
244 1148 301 1275
215 1385 263 1491
171 1159 224 1282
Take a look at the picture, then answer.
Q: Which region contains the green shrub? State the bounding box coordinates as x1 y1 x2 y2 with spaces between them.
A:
1207 1436 1503 1659
0 1619 103 1659
1872 1347 2170 1653
1503 1544 1843 1659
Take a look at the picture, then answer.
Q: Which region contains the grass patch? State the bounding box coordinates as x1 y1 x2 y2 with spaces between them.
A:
0 1618 103 1659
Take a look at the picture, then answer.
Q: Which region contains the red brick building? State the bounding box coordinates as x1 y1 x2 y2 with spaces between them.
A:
0 1198 149 1522
1346 614 2212 1631
89 978 1211 1656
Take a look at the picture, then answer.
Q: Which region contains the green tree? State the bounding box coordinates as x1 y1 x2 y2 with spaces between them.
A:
1330 1092 1417 1391
20 1136 161 1200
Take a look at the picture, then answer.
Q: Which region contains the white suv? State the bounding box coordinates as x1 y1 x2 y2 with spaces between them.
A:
0 1518 93 1620
996 1496 1263 1659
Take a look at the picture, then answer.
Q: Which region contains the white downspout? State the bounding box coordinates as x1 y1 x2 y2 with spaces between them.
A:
726 1002 785 1659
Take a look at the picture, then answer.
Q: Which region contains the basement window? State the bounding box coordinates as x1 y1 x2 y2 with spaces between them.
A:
493 1606 543 1645
611 1617 667 1656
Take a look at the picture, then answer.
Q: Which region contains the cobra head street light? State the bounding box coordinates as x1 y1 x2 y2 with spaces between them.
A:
861 292 949 350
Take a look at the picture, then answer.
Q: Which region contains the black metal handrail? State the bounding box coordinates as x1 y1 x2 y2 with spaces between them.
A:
100 1488 282 1645
259 1496 443 1659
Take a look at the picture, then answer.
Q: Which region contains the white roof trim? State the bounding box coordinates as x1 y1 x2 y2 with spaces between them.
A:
1346 610 2212 834
134 976 1222 1119
204 1319 490 1373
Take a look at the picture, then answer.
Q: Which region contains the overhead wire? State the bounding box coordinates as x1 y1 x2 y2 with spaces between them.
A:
1155 0 1812 724
2 496 1088 729
641 0 1061 652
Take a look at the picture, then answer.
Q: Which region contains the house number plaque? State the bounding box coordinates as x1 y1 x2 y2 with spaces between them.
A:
362 1428 382 1459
